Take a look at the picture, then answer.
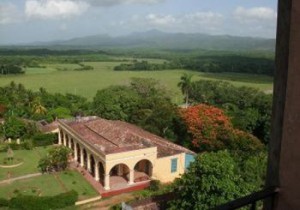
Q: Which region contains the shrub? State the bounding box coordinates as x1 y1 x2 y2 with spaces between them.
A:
23 140 34 150
0 198 9 207
32 133 56 147
13 189 20 194
0 144 8 152
9 142 33 150
9 190 78 210
109 204 122 210
149 180 161 191
38 146 71 173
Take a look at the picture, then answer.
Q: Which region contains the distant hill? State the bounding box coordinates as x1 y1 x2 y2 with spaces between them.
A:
16 30 277 51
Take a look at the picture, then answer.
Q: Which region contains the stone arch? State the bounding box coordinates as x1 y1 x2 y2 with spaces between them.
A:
98 161 105 184
76 143 81 163
70 138 74 149
66 135 69 146
90 154 95 176
70 138 74 155
134 159 153 181
109 163 130 181
83 148 88 169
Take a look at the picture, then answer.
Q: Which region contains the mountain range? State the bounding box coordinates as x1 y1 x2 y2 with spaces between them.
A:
24 30 276 51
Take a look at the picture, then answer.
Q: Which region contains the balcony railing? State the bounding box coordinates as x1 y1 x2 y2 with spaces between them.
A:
211 186 279 210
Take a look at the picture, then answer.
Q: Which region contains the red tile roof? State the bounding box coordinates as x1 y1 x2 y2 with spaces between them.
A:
60 117 195 158
39 121 59 133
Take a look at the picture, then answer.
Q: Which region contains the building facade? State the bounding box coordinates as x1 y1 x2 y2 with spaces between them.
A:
57 116 195 191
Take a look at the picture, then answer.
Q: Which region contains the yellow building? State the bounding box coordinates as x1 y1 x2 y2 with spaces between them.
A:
57 116 195 192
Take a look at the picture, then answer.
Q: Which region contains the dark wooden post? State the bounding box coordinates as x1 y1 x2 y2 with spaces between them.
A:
265 0 300 209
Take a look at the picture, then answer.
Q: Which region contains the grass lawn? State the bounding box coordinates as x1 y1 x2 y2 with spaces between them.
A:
0 170 99 201
58 170 99 200
0 146 49 181
0 61 273 103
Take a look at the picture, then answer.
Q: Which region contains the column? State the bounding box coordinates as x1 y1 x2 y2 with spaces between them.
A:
68 137 72 148
74 143 78 161
95 162 100 181
87 154 91 172
63 133 67 146
58 131 62 145
129 169 134 185
80 148 84 167
104 174 110 190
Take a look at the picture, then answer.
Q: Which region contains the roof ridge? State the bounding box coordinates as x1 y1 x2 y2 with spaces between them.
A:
114 120 195 154
84 123 120 147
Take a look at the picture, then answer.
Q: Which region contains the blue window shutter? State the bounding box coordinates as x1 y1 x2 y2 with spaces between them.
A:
171 158 178 173
185 154 195 170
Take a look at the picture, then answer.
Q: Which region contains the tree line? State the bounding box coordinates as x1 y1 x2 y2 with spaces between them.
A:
113 55 274 75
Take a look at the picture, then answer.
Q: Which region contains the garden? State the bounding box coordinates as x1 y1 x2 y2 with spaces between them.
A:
0 147 48 181
0 170 98 200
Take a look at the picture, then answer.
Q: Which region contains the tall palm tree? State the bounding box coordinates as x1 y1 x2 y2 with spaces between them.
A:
177 73 193 108
32 98 47 115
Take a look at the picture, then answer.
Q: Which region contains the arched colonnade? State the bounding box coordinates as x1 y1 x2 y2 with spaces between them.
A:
58 129 153 190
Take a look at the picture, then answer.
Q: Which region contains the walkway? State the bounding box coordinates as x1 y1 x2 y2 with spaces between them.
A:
0 173 42 185
79 193 135 210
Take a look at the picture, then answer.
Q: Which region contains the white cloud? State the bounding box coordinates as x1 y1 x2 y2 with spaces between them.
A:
234 7 277 23
24 0 164 20
146 14 176 26
183 12 224 29
25 0 89 19
232 6 277 37
0 3 19 24
119 12 224 34
84 0 164 7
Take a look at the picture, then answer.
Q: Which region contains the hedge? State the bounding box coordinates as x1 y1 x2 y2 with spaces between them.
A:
32 133 57 147
0 198 9 207
0 190 78 210
0 141 33 152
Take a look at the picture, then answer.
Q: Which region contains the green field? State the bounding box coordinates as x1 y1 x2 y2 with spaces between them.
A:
0 147 48 180
0 61 273 103
0 170 99 201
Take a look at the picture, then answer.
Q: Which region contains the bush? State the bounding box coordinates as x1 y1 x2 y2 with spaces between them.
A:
0 144 8 152
8 141 33 150
109 204 122 210
33 133 56 147
149 180 161 191
38 146 71 173
23 140 34 150
9 190 78 210
0 198 9 207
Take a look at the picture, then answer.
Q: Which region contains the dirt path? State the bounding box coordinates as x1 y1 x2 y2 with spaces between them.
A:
79 193 136 210
0 173 42 185
53 173 68 192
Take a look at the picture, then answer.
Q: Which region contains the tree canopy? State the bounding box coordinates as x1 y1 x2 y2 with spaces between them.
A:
38 146 71 173
92 78 179 140
188 80 272 144
180 104 263 152
169 150 267 209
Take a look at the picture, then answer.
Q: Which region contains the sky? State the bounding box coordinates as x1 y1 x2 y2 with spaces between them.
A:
0 0 278 45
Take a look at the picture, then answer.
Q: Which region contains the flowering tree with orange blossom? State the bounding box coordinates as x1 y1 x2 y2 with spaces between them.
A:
180 104 263 152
